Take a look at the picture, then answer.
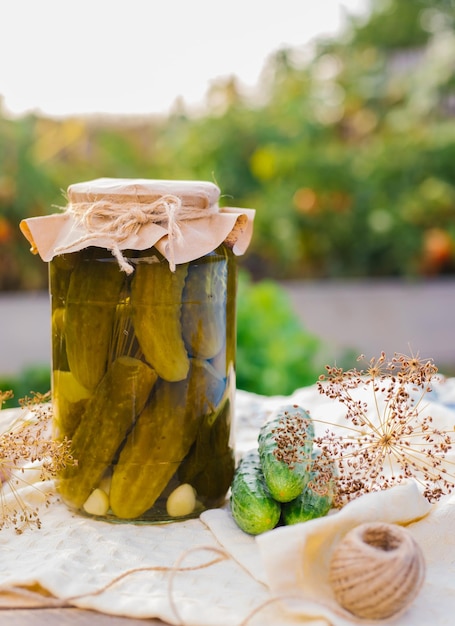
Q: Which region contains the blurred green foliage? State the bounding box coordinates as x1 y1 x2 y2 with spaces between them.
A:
0 365 51 409
236 271 324 395
1 0 455 290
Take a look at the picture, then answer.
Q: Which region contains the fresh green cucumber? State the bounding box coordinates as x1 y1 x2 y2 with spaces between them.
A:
230 449 281 535
282 450 336 524
258 405 314 502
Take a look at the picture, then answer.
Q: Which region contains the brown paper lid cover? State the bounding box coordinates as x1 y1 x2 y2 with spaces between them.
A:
20 178 255 270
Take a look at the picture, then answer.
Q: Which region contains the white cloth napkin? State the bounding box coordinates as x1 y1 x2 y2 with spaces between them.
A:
0 379 454 626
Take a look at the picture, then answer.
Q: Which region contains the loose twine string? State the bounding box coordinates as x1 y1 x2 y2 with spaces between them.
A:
54 195 217 273
0 538 419 625
0 524 423 623
0 546 228 621
0 544 300 625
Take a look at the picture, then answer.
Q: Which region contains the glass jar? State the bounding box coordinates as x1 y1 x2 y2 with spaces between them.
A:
20 177 254 522
50 244 237 522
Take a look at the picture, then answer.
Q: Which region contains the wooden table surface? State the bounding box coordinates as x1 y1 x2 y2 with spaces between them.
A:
0 607 167 624
0 593 167 624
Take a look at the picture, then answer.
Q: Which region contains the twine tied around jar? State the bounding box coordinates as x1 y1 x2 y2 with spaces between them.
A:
55 194 216 273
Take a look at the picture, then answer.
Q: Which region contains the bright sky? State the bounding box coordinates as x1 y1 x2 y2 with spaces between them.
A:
1 0 368 118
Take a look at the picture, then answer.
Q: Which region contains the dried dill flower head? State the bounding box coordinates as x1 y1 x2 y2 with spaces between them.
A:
271 407 313 470
0 390 75 533
315 351 455 507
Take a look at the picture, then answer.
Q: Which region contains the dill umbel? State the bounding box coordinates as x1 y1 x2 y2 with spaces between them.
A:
0 390 75 533
271 407 313 470
314 352 455 507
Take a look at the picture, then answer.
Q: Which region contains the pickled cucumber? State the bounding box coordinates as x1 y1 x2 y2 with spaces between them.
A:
52 370 91 439
51 307 69 372
182 251 228 359
131 258 190 382
110 359 226 519
49 253 80 372
57 356 157 508
65 253 125 389
49 252 80 304
179 398 234 500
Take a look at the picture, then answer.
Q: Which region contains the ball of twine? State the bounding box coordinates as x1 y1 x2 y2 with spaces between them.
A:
329 522 426 620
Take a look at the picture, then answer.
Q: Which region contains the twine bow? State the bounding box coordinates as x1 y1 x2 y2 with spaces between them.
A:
55 194 212 273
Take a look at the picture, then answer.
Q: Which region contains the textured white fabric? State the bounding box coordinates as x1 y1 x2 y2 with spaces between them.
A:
0 379 454 625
